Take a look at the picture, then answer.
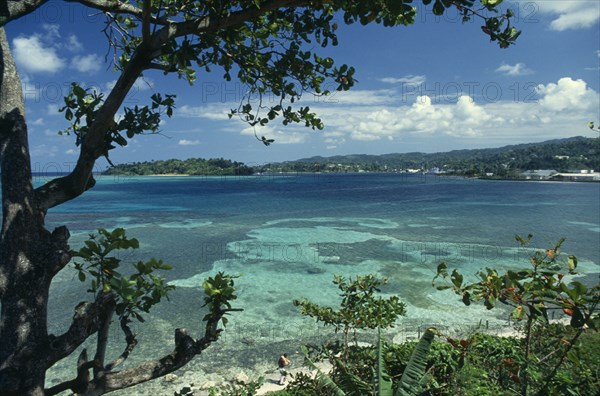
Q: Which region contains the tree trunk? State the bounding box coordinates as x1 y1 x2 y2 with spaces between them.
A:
0 26 70 396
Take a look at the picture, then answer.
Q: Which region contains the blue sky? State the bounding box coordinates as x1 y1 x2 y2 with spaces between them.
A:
5 1 600 171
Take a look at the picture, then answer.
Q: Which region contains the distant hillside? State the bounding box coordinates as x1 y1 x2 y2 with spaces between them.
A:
256 137 599 177
105 137 599 178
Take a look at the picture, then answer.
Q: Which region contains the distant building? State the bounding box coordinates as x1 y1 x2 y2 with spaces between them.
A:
521 170 558 180
554 155 570 160
552 171 600 181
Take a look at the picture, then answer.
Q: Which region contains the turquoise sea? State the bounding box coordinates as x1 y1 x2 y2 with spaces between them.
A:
42 173 600 392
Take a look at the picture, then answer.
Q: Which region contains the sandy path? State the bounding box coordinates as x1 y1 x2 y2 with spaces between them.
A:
255 361 333 395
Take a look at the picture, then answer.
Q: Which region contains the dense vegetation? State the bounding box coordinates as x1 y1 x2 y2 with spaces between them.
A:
104 157 254 176
261 236 599 396
106 137 599 178
269 324 599 396
257 137 599 177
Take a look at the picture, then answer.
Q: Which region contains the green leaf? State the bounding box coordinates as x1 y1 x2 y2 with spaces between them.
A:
436 262 448 277
72 84 86 98
462 292 471 306
432 0 445 16
512 305 525 320
375 328 393 396
567 255 577 273
484 295 496 310
571 281 587 297
483 0 503 7
451 269 463 288
566 350 581 366
570 306 585 328
397 328 436 396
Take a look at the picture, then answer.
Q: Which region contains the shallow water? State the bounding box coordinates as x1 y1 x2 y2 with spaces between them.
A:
39 173 599 393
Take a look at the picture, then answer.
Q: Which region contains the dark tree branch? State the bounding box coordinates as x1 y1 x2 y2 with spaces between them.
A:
65 0 161 23
0 0 49 26
104 317 138 371
87 328 198 394
146 62 177 72
81 307 242 394
34 46 152 212
45 349 95 396
45 293 116 368
93 301 116 380
142 0 152 42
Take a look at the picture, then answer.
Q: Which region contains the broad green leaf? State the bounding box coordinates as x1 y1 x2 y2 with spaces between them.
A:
451 269 463 288
375 328 393 396
397 328 436 396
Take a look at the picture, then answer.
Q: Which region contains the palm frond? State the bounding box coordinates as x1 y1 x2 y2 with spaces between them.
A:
395 328 436 396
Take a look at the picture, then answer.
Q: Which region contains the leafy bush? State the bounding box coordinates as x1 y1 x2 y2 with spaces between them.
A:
294 274 406 351
432 235 599 395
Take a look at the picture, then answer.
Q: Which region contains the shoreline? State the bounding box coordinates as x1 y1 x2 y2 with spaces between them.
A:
96 172 600 183
149 319 571 396
145 173 191 177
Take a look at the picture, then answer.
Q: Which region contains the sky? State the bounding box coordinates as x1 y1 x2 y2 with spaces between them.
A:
4 0 600 171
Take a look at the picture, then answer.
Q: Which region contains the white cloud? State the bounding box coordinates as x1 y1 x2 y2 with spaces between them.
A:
176 77 599 149
32 117 45 126
42 24 61 40
325 94 491 141
30 144 58 158
46 104 60 115
178 139 201 146
241 125 307 144
516 0 600 31
324 137 345 148
71 54 102 73
12 35 65 73
308 76 598 144
454 96 493 126
65 148 77 155
378 75 426 86
326 88 398 106
549 9 599 31
495 63 533 76
67 34 83 52
536 77 597 112
178 104 230 120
